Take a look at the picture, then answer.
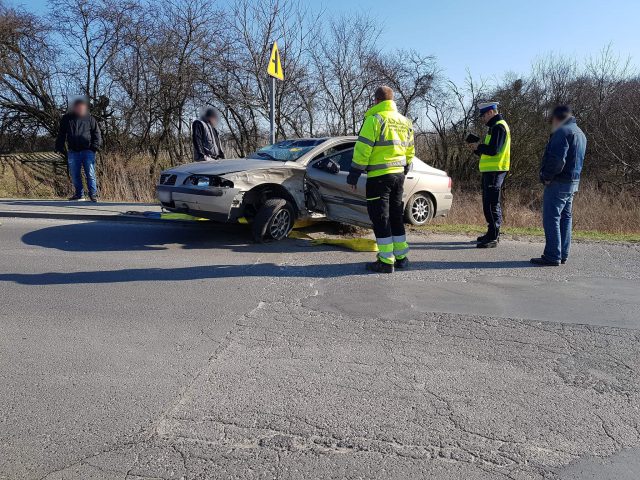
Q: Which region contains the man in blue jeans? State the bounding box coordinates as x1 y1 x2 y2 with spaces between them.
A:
531 106 587 266
55 98 102 202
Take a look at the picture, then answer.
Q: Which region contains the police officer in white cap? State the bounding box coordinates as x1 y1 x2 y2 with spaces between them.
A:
467 102 511 248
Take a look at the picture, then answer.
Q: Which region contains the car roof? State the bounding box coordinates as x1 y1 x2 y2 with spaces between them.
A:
278 136 357 142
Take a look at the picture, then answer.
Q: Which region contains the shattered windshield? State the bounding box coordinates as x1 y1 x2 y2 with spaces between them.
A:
247 139 325 162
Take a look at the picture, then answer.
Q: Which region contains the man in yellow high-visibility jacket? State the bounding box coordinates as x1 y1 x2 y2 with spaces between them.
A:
467 101 511 248
347 86 415 273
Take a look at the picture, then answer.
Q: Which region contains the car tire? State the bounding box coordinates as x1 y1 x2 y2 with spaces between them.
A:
252 198 295 242
404 193 434 226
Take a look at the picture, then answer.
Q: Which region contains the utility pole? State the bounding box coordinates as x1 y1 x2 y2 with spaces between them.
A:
267 41 284 145
269 76 276 144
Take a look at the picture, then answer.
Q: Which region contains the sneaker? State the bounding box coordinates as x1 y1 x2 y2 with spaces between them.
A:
395 257 410 270
89 195 98 203
68 195 84 201
366 260 394 274
561 258 567 265
476 240 498 249
530 256 560 267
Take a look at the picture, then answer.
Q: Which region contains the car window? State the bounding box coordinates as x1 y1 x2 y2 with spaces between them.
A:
335 148 354 171
247 139 326 162
311 141 356 162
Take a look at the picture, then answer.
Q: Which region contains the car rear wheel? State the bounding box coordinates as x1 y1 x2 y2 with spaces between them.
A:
404 193 434 226
252 198 295 242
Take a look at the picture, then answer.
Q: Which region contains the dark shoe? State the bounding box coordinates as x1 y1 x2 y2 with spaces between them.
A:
530 256 560 266
477 234 499 244
366 260 394 274
476 240 498 249
89 195 98 203
561 258 567 265
68 195 84 201
395 257 410 270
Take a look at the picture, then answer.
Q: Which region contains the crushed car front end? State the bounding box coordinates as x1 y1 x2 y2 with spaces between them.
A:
156 170 246 222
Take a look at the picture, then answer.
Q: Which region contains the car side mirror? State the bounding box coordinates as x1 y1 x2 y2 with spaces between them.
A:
326 159 340 174
314 158 340 174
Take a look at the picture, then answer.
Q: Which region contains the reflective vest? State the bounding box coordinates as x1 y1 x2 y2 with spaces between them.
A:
479 119 511 172
352 100 415 178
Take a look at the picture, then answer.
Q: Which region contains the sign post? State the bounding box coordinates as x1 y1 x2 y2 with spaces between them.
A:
267 42 284 144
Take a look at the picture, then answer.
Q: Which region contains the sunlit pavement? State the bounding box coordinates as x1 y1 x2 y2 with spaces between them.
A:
1 217 639 479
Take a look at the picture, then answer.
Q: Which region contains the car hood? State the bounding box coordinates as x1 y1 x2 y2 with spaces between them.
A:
166 158 291 176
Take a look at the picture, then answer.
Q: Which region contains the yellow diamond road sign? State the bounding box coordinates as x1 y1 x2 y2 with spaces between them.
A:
267 42 284 81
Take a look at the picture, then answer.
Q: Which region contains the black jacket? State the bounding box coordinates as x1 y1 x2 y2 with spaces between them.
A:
474 114 507 157
55 113 102 153
192 119 225 161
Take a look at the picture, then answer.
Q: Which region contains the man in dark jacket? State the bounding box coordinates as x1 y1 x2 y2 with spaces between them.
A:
55 98 102 201
531 105 587 266
192 108 225 162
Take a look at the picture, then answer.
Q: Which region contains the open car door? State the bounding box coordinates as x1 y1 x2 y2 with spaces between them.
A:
305 148 372 228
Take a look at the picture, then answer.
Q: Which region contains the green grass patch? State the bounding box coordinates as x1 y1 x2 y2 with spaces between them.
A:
414 223 640 243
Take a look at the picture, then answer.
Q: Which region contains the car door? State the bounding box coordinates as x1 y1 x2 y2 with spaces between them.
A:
305 148 372 227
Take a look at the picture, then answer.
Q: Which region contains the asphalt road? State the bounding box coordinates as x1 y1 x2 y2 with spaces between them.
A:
1 217 639 480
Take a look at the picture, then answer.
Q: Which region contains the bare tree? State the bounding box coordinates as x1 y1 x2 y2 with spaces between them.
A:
0 3 61 146
311 15 380 136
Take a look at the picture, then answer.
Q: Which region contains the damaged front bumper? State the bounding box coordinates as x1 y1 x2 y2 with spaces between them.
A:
156 183 245 222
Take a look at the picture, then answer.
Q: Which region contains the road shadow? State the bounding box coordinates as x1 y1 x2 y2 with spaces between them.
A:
410 241 478 251
21 220 490 254
0 260 534 285
20 219 318 254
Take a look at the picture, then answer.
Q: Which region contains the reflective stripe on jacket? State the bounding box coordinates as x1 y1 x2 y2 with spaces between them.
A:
351 100 415 178
479 119 511 172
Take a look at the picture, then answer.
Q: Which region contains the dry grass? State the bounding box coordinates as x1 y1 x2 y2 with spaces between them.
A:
96 152 158 202
2 154 638 238
435 183 640 235
0 152 160 202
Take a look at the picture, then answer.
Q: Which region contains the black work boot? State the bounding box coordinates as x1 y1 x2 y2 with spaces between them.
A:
476 233 489 243
477 231 500 244
477 239 498 248
395 257 410 270
366 259 394 274
530 256 560 266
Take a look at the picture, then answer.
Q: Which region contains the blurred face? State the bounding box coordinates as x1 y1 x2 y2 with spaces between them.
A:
551 117 563 130
72 102 88 116
480 109 497 125
207 115 219 127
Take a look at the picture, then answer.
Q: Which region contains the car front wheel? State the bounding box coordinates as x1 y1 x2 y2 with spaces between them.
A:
252 198 295 242
404 193 434 226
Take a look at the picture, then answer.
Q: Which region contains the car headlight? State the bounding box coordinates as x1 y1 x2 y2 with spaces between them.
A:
184 175 234 188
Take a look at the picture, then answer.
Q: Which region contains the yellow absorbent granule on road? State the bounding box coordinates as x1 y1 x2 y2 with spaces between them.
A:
292 218 317 229
160 212 208 221
288 230 378 252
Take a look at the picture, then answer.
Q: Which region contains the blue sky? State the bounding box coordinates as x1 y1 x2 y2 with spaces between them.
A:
19 0 640 83
322 0 640 82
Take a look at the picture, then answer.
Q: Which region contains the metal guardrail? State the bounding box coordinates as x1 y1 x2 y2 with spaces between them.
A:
0 152 66 164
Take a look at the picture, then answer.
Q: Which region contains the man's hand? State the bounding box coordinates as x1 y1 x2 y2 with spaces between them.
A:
466 142 479 151
346 171 361 190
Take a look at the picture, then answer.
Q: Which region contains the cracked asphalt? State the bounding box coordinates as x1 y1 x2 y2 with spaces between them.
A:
1 217 639 480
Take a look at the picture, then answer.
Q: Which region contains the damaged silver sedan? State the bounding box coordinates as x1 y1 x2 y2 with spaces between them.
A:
156 136 453 242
